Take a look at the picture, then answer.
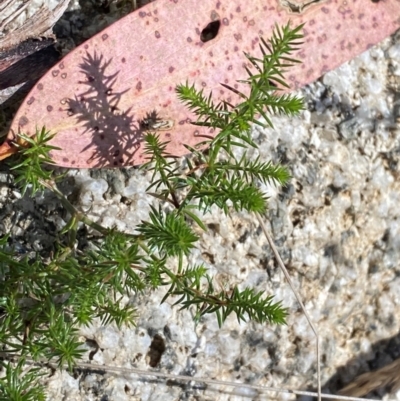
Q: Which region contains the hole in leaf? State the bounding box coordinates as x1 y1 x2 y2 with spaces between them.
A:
200 20 221 43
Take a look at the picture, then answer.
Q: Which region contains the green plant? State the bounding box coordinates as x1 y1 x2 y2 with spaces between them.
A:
0 22 304 400
0 358 46 401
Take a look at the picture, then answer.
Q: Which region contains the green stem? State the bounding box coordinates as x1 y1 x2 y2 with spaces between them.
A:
38 179 109 235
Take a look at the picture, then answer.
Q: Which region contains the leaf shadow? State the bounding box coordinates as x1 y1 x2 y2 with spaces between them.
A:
64 51 145 167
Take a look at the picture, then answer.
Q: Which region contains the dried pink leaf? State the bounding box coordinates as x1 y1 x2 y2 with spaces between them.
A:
2 0 399 167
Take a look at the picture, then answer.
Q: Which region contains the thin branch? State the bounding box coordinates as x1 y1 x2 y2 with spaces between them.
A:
256 212 321 401
39 179 110 236
23 359 378 401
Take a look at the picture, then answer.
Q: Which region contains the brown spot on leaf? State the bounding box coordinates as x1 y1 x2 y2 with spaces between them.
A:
211 10 219 20
84 44 89 49
187 37 192 43
102 33 108 41
62 157 69 163
136 81 142 91
155 31 161 38
236 5 241 12
47 105 53 112
223 18 229 25
59 62 65 69
19 116 29 126
52 70 59 77
37 83 43 90
139 11 146 17
251 38 258 49
61 73 67 79
321 6 329 13
169 66 175 73
121 57 126 63
27 97 35 105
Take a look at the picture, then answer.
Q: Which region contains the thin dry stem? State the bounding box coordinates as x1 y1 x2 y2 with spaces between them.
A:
29 359 379 401
256 212 321 401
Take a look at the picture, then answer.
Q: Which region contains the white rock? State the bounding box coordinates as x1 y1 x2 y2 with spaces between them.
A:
94 326 120 349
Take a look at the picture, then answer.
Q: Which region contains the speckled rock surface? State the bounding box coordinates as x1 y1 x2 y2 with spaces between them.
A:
0 1 399 400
